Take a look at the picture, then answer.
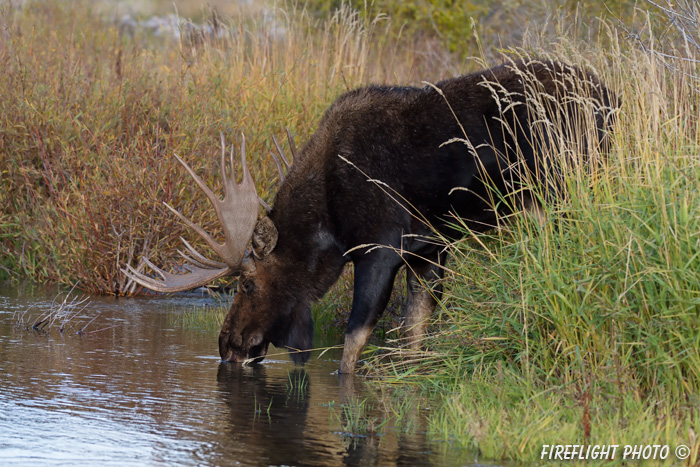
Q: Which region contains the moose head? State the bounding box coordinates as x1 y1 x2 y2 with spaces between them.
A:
123 133 314 364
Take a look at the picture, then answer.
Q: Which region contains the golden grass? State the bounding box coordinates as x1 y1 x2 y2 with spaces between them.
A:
0 1 451 293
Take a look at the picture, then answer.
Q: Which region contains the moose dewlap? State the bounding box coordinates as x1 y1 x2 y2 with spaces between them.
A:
124 58 618 374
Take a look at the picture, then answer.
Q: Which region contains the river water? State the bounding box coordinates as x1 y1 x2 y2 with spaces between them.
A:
0 283 491 466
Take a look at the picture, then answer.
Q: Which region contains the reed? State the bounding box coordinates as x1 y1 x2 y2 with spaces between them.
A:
285 370 309 401
168 299 229 331
14 284 99 335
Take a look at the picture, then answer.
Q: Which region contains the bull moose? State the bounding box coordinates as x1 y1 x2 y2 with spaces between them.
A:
124 58 618 374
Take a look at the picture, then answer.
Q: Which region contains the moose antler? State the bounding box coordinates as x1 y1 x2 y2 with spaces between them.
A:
269 128 297 184
122 134 260 293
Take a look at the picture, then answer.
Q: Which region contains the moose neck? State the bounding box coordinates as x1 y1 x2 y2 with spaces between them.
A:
268 164 347 302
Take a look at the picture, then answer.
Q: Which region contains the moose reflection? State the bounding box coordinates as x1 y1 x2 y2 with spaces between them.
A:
215 361 456 466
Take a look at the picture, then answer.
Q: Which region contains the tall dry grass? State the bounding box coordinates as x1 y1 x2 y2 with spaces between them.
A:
0 1 453 294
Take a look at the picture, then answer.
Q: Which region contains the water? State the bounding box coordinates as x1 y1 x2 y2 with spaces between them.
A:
0 283 485 466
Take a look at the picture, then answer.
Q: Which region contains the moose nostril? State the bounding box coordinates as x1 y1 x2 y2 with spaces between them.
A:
231 333 243 348
247 333 263 348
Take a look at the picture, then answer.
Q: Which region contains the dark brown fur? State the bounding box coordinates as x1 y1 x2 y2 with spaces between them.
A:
218 58 619 373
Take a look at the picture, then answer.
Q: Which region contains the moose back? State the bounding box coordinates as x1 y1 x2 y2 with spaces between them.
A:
125 58 618 373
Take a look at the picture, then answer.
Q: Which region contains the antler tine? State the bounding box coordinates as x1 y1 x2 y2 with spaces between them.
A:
258 196 271 213
177 251 224 270
177 250 211 269
163 202 221 256
220 131 228 188
229 133 269 212
173 154 219 208
122 264 167 290
239 133 254 186
122 260 232 293
270 151 286 182
286 127 299 162
179 237 227 269
271 134 291 170
142 257 168 280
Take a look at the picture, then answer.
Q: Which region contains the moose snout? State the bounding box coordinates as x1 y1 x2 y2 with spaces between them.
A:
218 330 268 363
219 331 243 362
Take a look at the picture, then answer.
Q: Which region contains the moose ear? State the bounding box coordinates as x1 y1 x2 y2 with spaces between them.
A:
252 216 278 258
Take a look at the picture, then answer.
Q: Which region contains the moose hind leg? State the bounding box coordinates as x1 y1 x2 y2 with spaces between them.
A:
340 257 400 374
402 252 446 349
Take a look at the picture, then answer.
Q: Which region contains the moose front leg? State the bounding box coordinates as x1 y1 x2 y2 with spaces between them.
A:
340 258 399 374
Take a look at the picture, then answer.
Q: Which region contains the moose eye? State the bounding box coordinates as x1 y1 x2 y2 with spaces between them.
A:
238 278 255 295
